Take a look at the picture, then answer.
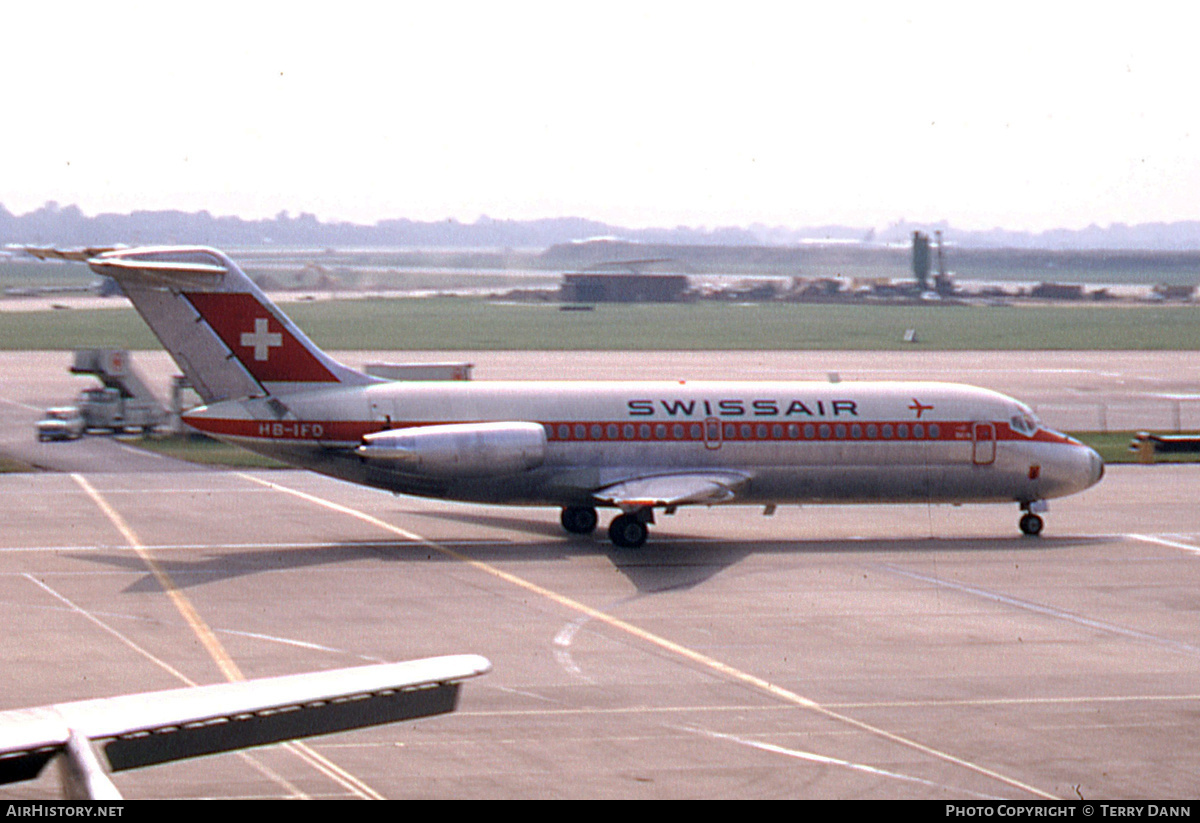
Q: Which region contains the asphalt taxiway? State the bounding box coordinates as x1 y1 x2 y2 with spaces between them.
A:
1 351 1199 799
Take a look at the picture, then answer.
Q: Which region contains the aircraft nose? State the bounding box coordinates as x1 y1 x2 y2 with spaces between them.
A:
1088 446 1105 486
1044 436 1104 496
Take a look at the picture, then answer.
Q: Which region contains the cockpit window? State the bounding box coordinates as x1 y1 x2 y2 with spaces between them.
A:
1010 413 1039 436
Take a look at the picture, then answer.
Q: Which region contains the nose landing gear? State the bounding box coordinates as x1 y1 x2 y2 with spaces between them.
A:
1019 512 1044 536
1019 500 1048 536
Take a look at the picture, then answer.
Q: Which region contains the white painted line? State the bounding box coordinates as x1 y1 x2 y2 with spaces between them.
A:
882 565 1200 657
0 539 516 554
71 472 382 800
240 471 1059 800
219 628 385 659
21 573 311 800
682 725 999 799
553 615 594 683
22 573 197 686
0 395 42 411
1126 533 1200 556
110 440 166 459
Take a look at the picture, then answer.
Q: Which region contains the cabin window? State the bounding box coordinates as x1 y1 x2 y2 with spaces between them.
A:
804 424 816 439
929 423 940 438
897 424 909 439
607 424 619 439
558 424 570 440
851 424 862 439
624 423 636 439
575 424 587 439
788 424 799 438
819 424 831 439
913 424 924 439
882 424 893 439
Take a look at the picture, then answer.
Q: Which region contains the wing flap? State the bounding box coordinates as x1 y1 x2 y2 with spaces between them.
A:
0 708 70 785
594 471 749 509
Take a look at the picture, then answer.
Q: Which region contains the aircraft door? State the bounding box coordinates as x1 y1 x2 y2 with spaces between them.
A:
972 422 996 465
704 417 722 450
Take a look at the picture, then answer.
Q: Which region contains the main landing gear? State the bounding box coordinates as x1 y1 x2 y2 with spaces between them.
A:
559 506 652 548
1019 500 1047 536
560 506 598 535
608 513 650 549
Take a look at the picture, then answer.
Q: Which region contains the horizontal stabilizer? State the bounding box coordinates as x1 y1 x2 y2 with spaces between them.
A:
17 245 127 262
87 255 227 289
594 471 749 509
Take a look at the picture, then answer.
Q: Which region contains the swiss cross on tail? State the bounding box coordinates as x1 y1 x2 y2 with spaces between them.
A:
184 292 338 384
241 318 282 360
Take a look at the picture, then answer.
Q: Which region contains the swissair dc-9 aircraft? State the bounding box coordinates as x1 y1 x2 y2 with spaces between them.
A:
57 245 1102 547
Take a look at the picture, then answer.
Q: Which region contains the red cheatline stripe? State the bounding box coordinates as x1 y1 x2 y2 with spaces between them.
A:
183 416 1078 446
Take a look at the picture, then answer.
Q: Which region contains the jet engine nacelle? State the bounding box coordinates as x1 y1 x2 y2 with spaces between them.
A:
356 421 546 477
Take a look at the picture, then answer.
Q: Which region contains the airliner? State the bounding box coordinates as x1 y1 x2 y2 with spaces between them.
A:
47 245 1102 547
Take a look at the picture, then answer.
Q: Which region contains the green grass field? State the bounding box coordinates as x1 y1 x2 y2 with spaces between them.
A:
0 455 35 473
5 298 1200 351
118 434 289 468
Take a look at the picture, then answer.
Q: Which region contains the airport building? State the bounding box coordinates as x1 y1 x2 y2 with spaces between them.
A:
559 272 689 303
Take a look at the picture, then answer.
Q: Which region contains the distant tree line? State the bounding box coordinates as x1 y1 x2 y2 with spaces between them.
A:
4 201 1200 251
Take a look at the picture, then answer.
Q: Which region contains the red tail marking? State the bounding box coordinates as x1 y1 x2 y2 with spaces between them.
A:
185 292 338 383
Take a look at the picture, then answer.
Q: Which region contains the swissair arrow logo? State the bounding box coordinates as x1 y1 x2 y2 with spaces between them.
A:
241 318 283 361
908 398 934 418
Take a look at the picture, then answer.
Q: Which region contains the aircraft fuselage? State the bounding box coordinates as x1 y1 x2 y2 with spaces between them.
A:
183 378 1103 509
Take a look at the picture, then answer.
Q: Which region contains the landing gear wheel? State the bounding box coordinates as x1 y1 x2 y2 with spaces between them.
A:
608 514 649 548
561 506 598 535
1019 513 1044 536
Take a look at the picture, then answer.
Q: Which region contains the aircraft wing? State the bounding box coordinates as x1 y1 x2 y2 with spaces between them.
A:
0 653 490 799
593 471 750 509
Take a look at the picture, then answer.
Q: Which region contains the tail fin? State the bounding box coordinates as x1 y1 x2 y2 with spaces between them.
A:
85 246 376 403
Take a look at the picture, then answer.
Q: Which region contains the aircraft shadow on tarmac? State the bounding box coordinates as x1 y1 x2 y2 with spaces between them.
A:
66 512 1115 596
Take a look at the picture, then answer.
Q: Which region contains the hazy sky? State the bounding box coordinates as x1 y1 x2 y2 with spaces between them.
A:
3 2 1198 232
